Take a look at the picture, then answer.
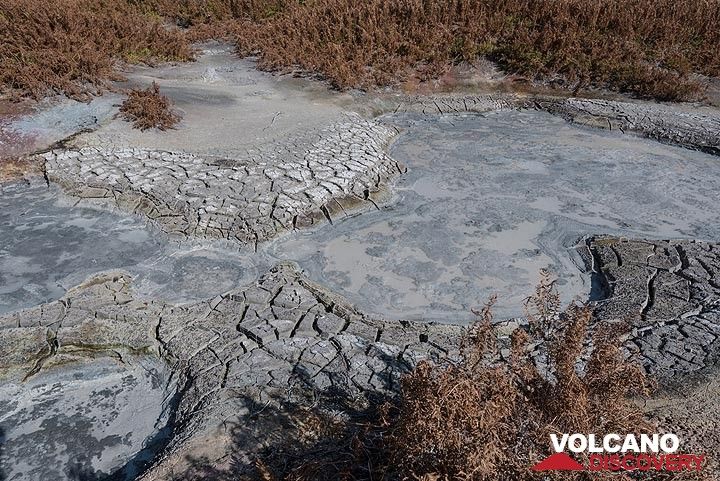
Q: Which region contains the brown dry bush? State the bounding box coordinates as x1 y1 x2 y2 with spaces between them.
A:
386 278 658 481
129 0 283 41
133 0 288 26
234 0 720 101
0 0 193 100
3 0 720 102
247 275 709 481
119 82 181 130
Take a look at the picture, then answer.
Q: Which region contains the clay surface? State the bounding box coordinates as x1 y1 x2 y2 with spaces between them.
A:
0 356 174 481
585 237 720 383
271 110 720 320
0 266 461 479
2 43 720 480
41 116 401 247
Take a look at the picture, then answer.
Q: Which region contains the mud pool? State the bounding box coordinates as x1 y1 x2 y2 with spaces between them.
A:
3 111 720 321
269 110 720 321
0 183 258 314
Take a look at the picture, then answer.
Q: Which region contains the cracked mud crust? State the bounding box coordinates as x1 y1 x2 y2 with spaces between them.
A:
2 241 719 478
6 65 720 478
40 115 403 247
0 264 462 479
33 93 720 256
584 237 720 384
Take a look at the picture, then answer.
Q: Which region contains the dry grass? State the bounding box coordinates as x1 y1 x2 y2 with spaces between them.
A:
0 0 192 100
387 279 651 481
119 82 181 131
248 275 709 481
233 0 720 101
2 0 719 102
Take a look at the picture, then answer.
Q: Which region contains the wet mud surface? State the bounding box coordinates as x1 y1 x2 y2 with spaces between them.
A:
0 183 163 313
0 183 257 314
9 111 720 321
271 110 720 320
0 356 174 481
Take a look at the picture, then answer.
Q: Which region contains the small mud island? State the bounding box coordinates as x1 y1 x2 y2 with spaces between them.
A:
2 3 720 480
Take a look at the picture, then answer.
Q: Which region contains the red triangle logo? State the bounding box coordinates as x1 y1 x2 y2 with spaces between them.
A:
532 452 586 471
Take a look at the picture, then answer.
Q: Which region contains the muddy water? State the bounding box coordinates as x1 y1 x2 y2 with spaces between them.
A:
2 110 719 322
0 182 258 314
269 110 720 321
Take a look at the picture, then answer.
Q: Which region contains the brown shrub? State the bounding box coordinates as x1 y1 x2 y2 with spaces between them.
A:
0 0 193 100
233 0 720 101
2 0 719 101
132 0 287 26
123 0 286 44
387 276 658 480
119 82 181 131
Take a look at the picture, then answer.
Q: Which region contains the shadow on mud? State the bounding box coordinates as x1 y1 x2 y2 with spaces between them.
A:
170 350 416 481
1 427 6 481
64 381 185 481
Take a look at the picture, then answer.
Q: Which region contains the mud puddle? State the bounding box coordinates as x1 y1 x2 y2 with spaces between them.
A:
269 110 720 321
0 182 257 314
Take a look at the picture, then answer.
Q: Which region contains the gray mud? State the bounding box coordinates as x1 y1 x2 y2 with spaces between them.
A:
0 183 257 314
2 106 720 481
0 356 174 481
0 182 163 313
269 110 720 321
4 110 720 321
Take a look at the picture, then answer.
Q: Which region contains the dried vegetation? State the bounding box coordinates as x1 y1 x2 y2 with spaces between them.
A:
387 283 645 481
119 82 181 130
243 276 708 481
1 0 720 101
234 0 720 101
0 0 192 100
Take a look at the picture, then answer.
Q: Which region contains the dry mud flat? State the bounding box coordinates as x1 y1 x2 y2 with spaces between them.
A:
1 45 720 479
